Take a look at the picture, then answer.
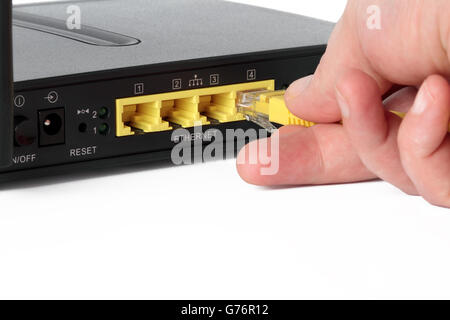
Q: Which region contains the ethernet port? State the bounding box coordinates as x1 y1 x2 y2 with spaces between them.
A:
38 108 65 146
200 92 243 122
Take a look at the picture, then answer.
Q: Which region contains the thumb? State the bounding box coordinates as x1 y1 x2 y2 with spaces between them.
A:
284 1 391 123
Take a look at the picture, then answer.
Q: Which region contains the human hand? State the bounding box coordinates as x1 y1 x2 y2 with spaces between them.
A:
237 0 450 207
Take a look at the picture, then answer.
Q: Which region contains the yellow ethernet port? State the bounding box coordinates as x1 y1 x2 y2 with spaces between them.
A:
116 80 275 137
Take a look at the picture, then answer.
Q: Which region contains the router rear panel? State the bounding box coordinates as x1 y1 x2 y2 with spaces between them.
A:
0 0 332 180
3 50 323 178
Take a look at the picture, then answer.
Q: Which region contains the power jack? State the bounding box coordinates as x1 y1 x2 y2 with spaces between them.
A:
38 108 65 146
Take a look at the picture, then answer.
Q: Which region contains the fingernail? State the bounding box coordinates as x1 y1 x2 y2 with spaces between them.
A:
336 88 350 118
411 81 432 115
285 75 313 101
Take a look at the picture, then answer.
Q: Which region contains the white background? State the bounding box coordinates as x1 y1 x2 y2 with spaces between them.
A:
2 0 449 300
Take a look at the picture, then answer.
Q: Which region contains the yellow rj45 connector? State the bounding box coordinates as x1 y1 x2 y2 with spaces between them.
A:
237 90 315 133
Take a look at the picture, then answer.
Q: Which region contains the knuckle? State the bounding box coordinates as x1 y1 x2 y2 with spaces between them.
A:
424 191 450 208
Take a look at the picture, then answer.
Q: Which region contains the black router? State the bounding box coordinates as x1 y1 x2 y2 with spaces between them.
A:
0 0 333 181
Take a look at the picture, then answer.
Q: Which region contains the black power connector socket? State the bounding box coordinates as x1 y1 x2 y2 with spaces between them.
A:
38 108 65 146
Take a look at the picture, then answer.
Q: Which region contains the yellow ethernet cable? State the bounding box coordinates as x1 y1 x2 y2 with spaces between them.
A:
237 90 450 133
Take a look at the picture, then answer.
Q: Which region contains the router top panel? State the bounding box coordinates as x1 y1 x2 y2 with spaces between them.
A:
13 0 334 83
